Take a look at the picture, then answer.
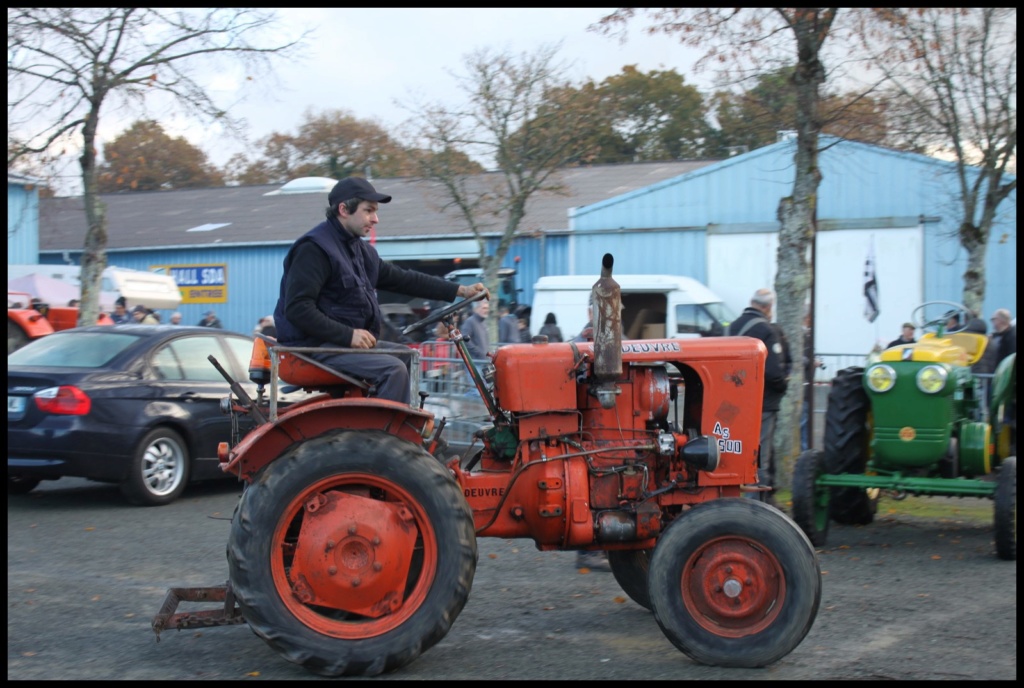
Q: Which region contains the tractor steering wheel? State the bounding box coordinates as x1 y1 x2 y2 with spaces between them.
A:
401 291 488 337
910 300 972 334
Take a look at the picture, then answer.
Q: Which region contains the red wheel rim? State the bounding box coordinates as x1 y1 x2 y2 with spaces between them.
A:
680 535 785 637
270 472 438 638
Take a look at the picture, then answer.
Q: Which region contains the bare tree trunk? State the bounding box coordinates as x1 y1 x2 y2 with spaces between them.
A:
960 220 988 316
772 15 825 490
77 110 108 326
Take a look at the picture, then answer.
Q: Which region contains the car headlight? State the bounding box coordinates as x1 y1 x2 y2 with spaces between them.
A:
916 365 948 394
866 364 896 393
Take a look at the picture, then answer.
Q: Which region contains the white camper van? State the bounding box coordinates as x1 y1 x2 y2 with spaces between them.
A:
531 274 736 341
7 264 181 311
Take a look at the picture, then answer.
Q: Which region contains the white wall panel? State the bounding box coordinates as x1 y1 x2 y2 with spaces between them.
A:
709 226 923 357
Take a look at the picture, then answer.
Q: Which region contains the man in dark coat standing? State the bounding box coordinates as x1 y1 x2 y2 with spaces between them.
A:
728 288 789 506
274 177 487 404
460 298 491 361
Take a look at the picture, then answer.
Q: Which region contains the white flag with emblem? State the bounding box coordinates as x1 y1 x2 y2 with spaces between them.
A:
863 237 879 323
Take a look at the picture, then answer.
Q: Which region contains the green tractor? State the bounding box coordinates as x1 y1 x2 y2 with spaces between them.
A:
792 301 1016 560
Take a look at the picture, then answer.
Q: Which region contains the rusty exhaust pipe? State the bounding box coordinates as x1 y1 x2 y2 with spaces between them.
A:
592 253 622 408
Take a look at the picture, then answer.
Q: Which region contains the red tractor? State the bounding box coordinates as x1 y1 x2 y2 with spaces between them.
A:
152 254 821 677
8 291 114 353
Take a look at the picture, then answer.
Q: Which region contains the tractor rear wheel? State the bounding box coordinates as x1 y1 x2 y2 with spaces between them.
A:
227 429 477 677
994 456 1016 561
8 320 30 354
608 549 652 610
824 367 877 525
647 499 821 667
791 449 830 547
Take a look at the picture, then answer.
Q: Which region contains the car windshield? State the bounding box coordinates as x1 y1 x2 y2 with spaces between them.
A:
8 331 142 368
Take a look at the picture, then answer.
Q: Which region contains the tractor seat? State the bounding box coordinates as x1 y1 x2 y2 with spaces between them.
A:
901 331 988 366
250 334 371 395
946 332 987 365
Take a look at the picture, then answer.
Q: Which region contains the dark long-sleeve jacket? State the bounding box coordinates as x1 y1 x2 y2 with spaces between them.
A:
274 216 460 347
995 325 1016 368
461 312 490 360
728 307 789 412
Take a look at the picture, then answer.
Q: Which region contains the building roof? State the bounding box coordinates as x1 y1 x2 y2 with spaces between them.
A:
38 160 716 251
8 172 45 187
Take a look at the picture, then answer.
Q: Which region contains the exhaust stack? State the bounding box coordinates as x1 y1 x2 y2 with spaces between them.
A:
592 253 622 408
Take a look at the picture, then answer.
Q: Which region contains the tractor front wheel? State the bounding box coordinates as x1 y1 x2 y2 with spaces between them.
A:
824 367 877 525
227 430 477 677
994 456 1016 561
791 450 830 547
647 499 821 667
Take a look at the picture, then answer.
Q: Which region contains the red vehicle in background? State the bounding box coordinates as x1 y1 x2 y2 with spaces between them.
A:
7 291 114 354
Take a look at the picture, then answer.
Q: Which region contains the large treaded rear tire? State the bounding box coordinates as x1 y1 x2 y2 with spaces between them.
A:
824 367 876 526
227 430 477 677
994 456 1016 561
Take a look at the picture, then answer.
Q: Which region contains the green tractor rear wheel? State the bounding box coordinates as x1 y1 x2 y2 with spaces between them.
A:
994 456 1016 561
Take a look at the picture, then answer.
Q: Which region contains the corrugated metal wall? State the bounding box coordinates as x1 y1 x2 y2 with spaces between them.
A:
7 183 39 264
43 245 288 335
569 228 708 282
46 237 562 334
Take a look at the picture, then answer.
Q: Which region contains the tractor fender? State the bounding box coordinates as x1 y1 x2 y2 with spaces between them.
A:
959 421 991 476
989 353 1016 413
8 309 55 339
222 397 435 482
989 353 1016 460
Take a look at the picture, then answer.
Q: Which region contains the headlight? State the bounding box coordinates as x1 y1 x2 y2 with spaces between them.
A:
866 364 896 393
916 365 948 394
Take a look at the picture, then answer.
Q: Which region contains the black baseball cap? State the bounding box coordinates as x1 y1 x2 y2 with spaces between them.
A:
328 177 392 206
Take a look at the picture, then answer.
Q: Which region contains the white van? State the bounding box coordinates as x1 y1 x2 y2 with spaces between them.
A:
7 264 181 311
531 274 736 341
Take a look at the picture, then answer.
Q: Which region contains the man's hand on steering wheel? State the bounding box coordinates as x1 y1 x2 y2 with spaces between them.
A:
457 283 489 300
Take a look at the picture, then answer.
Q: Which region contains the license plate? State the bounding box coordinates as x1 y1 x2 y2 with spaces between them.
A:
8 395 27 416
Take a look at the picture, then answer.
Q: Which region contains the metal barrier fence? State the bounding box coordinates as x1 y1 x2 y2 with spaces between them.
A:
419 352 491 452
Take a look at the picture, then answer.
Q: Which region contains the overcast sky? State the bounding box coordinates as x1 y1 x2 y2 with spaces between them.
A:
109 8 709 172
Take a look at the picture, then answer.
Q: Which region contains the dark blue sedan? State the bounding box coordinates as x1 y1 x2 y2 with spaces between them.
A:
8 325 286 506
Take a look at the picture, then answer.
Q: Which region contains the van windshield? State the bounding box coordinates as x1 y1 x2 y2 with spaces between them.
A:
676 302 737 337
704 301 737 328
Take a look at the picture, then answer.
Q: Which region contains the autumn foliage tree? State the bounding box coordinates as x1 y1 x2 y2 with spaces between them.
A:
596 65 712 160
710 68 890 155
224 108 426 185
97 120 225 192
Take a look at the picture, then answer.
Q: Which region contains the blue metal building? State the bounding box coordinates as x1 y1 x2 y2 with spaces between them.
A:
560 136 1016 355
7 173 42 265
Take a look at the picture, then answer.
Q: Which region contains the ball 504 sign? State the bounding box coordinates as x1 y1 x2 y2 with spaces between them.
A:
154 264 228 304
